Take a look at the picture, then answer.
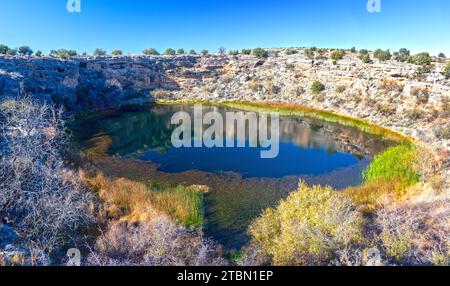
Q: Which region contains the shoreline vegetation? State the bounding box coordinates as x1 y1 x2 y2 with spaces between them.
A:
153 100 423 210
156 100 412 144
70 101 447 265
2 59 448 265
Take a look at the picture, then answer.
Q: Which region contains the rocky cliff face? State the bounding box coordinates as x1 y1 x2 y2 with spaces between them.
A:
1 50 449 170
0 55 197 111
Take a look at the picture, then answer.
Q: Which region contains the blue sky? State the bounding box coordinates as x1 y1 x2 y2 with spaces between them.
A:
1 0 449 55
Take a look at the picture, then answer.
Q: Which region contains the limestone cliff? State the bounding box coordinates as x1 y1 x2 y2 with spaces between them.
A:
0 50 449 171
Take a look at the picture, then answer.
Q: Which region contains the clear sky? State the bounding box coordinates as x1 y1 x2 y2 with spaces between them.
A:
1 0 449 55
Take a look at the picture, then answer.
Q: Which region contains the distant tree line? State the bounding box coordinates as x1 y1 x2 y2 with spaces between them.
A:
0 43 447 73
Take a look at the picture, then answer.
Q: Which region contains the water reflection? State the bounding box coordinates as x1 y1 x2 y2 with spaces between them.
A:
76 104 394 249
78 105 391 179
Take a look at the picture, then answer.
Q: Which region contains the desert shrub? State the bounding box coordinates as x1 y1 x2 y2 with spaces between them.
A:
405 108 422 121
438 53 446 58
362 145 420 188
335 85 347 93
376 204 417 261
439 97 450 118
34 50 43 57
428 174 446 192
359 53 371 63
189 49 197 55
433 124 450 140
313 92 325 102
379 78 404 93
394 48 411 62
111 50 123 56
398 48 410 57
285 49 298 55
87 219 226 266
246 182 364 266
6 49 17 56
304 48 315 59
218 47 226 54
200 49 209 56
93 48 107 56
411 52 432 66
410 87 429 104
285 63 296 71
0 44 9 54
177 49 185 55
359 49 369 55
236 244 270 266
142 49 156 56
417 65 432 75
252 48 268 59
443 61 450 79
50 49 77 58
67 50 78 57
228 50 239 56
374 49 392 62
220 73 234 84
247 80 262 92
376 196 449 265
317 48 327 57
311 81 325 94
164 48 176 56
143 48 159 55
241 49 252 55
350 47 357 53
18 46 33 56
330 49 345 62
375 103 396 116
0 99 93 253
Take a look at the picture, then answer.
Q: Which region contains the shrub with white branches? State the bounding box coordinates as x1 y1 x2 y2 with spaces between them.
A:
0 98 93 253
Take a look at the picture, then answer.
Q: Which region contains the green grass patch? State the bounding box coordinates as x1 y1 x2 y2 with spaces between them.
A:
344 144 421 212
88 174 205 228
151 185 205 228
362 144 420 188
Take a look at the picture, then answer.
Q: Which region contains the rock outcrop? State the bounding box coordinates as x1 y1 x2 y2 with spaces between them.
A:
0 55 197 111
1 50 449 175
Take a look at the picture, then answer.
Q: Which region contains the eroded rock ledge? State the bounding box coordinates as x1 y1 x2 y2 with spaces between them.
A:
0 50 449 176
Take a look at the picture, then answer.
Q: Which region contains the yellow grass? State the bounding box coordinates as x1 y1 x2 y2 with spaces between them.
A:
86 174 204 227
342 180 406 213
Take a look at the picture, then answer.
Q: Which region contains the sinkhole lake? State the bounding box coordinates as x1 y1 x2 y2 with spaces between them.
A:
76 104 393 249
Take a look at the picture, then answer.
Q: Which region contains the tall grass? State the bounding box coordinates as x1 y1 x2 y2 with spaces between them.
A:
362 144 420 188
344 144 421 212
343 180 405 212
152 185 205 228
87 174 205 227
